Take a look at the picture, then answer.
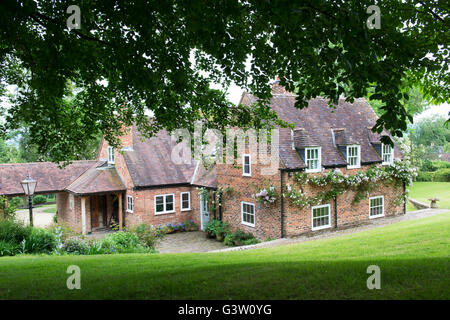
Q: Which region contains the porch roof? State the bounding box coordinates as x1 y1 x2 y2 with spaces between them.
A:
65 162 126 195
0 160 97 196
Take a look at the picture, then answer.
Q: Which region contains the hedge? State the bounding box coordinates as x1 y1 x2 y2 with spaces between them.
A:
433 168 450 182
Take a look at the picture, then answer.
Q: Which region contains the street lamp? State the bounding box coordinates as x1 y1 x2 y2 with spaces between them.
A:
21 174 37 227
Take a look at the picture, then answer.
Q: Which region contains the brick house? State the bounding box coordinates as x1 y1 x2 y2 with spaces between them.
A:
0 82 405 239
216 82 405 239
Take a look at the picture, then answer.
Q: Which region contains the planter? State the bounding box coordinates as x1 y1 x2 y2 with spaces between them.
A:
216 233 224 242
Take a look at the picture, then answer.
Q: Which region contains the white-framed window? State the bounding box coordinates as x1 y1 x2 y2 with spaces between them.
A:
180 192 191 211
346 145 360 169
126 195 134 213
305 147 321 173
241 201 255 227
154 194 175 215
107 146 115 164
243 154 251 176
312 204 331 231
381 143 394 165
369 196 384 219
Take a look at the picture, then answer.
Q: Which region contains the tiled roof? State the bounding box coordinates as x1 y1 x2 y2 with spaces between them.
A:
192 163 218 189
241 84 403 168
123 126 198 188
0 160 96 196
294 128 321 148
66 162 126 195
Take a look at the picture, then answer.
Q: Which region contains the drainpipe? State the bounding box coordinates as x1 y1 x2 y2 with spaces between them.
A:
334 195 338 228
280 169 284 238
403 181 406 215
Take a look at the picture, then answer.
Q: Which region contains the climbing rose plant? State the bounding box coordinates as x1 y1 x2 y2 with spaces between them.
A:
284 160 417 209
254 186 277 204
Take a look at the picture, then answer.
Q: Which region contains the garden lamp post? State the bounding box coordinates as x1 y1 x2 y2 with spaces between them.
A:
21 174 37 227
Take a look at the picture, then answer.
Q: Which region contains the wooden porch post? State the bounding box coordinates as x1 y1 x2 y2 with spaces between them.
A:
118 193 123 231
81 196 87 235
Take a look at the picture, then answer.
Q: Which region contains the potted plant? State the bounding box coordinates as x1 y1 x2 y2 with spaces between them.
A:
215 221 230 242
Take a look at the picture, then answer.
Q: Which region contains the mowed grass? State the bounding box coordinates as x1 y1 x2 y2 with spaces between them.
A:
40 204 57 214
0 213 449 300
407 182 450 211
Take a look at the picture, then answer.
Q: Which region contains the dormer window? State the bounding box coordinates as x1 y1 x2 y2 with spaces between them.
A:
346 145 360 169
305 147 321 173
243 154 251 176
108 146 115 164
382 143 394 165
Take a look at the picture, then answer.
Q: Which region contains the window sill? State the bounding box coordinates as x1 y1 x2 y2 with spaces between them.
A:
369 214 385 219
155 211 176 216
181 208 191 212
241 221 255 228
347 165 361 169
242 173 252 177
305 169 321 173
312 224 331 231
126 210 133 213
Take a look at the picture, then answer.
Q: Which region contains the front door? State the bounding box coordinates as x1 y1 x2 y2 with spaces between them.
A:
200 195 209 230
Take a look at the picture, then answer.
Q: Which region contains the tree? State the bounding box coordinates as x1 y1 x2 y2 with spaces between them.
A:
0 0 448 162
366 84 428 118
408 115 450 160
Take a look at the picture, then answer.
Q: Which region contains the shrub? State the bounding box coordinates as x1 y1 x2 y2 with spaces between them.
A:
420 159 438 172
32 195 47 205
183 219 198 231
63 238 90 255
224 229 259 246
416 171 433 181
205 220 229 237
101 231 149 253
0 219 32 244
22 228 57 254
433 168 450 182
9 197 24 208
0 240 20 256
129 224 164 249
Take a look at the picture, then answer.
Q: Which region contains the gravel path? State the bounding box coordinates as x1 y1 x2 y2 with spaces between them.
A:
15 206 55 228
211 208 450 253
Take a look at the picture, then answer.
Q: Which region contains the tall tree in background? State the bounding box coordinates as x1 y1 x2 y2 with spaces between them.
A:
0 0 448 162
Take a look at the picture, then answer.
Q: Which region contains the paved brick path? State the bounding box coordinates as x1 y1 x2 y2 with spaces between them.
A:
156 231 227 253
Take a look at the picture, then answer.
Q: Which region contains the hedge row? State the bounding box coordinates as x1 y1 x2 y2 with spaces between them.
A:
416 168 450 182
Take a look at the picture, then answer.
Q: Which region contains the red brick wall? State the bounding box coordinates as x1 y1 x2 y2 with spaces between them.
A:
124 186 203 228
56 192 92 233
218 161 404 240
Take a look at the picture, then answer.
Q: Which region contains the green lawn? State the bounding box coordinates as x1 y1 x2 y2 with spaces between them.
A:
0 213 449 300
40 204 57 214
407 182 450 211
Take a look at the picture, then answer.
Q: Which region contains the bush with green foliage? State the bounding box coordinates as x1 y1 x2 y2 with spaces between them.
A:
9 197 24 208
433 168 450 182
101 231 152 254
0 240 20 256
62 238 90 255
32 195 47 205
224 229 260 246
21 228 57 254
416 171 434 182
205 220 229 237
129 224 165 250
0 219 32 245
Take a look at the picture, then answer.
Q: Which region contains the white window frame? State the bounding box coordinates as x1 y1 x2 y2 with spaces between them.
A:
180 192 191 211
305 147 321 173
381 143 394 165
346 145 361 169
311 204 331 231
242 154 251 176
126 195 134 213
369 196 385 219
154 194 175 215
107 146 115 164
241 201 255 227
